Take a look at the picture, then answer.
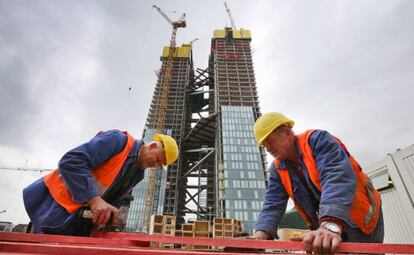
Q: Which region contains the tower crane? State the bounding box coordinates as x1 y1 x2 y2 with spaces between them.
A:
224 2 236 30
141 5 186 231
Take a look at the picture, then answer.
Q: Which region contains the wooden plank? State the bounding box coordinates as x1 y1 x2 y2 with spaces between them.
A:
93 232 414 254
1 231 414 254
0 232 146 247
0 242 262 255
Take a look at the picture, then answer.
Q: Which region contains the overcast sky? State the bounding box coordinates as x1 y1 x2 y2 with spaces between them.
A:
1 0 413 224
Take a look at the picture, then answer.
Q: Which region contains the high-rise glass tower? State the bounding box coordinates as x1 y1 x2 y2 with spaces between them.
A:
208 28 267 232
126 44 193 232
126 28 268 234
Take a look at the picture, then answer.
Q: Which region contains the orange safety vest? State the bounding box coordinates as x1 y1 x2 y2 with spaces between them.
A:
275 130 381 234
44 131 136 214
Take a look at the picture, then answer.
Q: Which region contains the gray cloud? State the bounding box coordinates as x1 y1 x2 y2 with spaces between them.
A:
252 1 414 165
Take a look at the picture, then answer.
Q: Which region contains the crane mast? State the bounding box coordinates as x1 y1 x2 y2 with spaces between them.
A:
142 5 186 231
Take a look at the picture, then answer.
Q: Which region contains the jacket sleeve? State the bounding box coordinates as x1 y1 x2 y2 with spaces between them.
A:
309 130 357 226
255 162 289 237
57 130 128 204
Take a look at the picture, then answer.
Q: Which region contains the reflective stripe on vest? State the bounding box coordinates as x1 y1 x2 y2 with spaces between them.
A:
43 131 136 214
276 130 381 234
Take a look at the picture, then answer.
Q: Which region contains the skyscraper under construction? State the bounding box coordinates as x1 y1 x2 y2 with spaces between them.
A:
126 44 194 232
126 28 268 233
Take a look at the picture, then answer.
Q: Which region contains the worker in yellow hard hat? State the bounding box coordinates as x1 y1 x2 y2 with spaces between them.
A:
23 130 178 236
152 133 179 171
253 112 384 255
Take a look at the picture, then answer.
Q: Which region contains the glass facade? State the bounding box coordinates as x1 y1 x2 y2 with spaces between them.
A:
221 105 267 232
125 128 170 232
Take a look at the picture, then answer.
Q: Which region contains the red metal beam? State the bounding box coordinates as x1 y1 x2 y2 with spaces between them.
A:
0 241 263 255
1 231 414 255
93 232 414 254
0 232 148 247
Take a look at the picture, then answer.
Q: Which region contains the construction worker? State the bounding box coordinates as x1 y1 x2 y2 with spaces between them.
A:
253 112 383 254
23 130 178 236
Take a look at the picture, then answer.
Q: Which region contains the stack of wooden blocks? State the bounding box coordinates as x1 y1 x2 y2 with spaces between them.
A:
181 220 210 250
149 216 244 250
149 214 176 248
193 221 210 250
212 218 244 250
181 223 194 249
233 219 243 236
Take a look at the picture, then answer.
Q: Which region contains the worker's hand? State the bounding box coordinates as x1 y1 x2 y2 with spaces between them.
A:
298 227 342 255
87 196 119 225
252 230 271 240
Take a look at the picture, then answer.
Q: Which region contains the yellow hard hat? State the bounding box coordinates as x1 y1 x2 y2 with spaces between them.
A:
153 133 179 170
253 112 294 145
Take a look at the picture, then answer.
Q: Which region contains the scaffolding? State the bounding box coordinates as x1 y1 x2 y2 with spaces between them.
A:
174 27 268 232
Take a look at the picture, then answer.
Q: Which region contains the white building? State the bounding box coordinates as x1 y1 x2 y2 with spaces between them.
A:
365 145 414 243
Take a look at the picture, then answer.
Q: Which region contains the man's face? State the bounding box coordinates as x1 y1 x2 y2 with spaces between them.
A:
142 142 167 168
261 128 293 161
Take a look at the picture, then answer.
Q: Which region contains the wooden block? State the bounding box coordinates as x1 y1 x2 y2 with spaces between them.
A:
182 224 194 231
194 221 209 232
162 244 175 249
152 224 163 234
149 214 165 235
182 232 193 237
149 233 163 248
152 214 164 224
164 229 174 235
214 218 223 224
181 232 193 250
223 218 232 224
214 230 223 238
193 245 209 250
164 216 176 225
224 225 233 231
224 231 234 237
182 222 194 247
194 232 209 237
214 224 223 230
149 214 176 247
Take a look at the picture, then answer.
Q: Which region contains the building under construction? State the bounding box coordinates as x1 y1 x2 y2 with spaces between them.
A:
2 4 414 255
126 44 193 232
126 26 268 233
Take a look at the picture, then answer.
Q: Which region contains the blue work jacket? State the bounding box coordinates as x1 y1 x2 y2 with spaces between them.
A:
23 130 145 236
255 130 383 242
